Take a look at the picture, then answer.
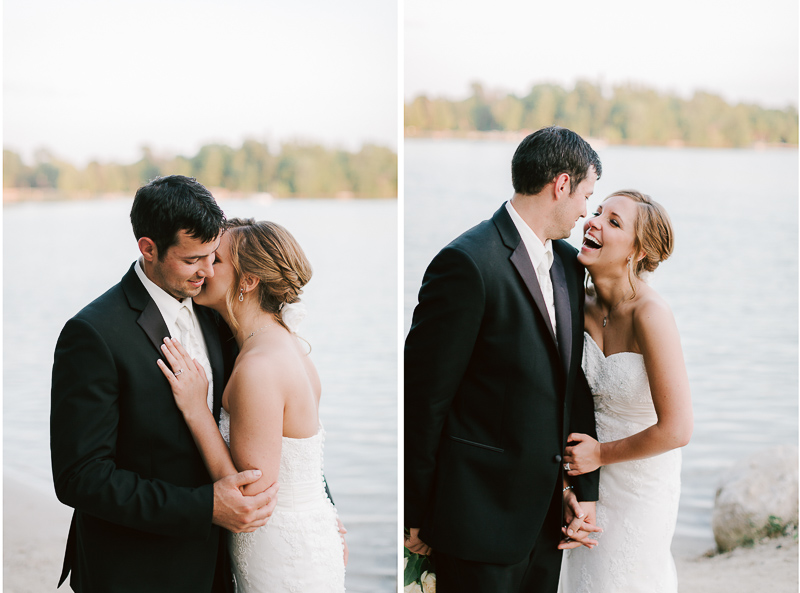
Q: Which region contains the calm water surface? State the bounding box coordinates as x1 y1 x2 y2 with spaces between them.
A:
404 139 798 556
4 197 397 592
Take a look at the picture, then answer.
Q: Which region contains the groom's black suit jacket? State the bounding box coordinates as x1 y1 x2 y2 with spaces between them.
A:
51 264 236 592
405 205 599 565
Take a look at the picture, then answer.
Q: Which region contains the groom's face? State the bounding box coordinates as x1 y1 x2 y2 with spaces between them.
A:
150 230 221 300
553 166 596 239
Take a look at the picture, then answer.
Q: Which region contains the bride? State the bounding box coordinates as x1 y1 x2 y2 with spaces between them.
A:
157 218 346 592
558 191 693 592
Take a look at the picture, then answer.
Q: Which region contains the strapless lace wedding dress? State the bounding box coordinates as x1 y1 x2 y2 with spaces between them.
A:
220 409 345 592
559 333 681 593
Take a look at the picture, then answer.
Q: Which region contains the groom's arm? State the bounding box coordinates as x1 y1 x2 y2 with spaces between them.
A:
567 369 600 502
404 246 485 527
51 317 219 538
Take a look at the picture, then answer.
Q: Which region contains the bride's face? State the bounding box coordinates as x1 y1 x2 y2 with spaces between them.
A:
194 231 235 309
577 195 639 270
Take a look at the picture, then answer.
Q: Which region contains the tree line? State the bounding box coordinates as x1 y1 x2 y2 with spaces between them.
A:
3 140 397 199
405 81 798 148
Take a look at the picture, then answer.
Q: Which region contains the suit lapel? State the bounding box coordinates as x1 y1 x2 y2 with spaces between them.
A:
509 245 557 345
121 264 173 353
495 205 560 349
550 252 572 373
122 263 225 421
137 299 172 353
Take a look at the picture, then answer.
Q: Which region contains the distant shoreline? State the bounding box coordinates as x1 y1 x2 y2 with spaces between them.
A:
404 129 798 150
2 189 397 204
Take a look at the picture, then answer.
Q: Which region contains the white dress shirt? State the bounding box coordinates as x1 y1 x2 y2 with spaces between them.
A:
505 201 557 335
135 259 215 411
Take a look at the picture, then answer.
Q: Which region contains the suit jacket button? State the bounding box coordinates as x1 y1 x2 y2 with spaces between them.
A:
553 454 562 463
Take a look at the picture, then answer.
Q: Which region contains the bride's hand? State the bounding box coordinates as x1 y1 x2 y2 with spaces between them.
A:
157 337 209 417
337 517 349 566
559 492 601 550
564 433 602 476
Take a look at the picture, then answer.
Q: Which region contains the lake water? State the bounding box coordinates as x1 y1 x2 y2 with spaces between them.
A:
404 138 799 556
3 197 398 592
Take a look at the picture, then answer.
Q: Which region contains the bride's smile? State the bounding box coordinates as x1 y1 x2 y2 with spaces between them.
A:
578 195 640 270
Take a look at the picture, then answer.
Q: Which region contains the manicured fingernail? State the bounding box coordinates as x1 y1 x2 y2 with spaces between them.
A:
568 529 574 536
578 513 585 518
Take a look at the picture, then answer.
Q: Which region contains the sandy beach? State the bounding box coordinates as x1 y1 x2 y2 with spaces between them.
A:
4 478 72 593
4 476 797 592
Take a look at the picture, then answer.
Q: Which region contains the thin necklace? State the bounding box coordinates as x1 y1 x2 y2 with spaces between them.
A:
602 292 632 328
244 322 273 342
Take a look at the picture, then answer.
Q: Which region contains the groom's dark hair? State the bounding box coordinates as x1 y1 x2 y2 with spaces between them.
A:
511 126 602 196
130 175 226 259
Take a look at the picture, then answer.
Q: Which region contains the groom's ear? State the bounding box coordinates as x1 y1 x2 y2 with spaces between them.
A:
138 237 158 262
553 173 570 200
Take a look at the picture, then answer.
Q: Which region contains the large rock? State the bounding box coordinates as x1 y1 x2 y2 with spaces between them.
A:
711 445 798 552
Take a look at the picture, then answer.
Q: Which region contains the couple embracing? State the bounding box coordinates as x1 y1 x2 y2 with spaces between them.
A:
404 127 693 592
51 176 346 592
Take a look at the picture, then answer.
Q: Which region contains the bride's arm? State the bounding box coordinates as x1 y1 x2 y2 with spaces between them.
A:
157 338 239 481
226 357 285 497
565 298 693 474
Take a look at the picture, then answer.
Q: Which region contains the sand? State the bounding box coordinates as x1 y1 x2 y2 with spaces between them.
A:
4 478 73 593
3 476 797 592
675 535 798 593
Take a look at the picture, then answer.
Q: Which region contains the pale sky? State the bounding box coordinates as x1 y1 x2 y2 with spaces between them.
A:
4 0 398 166
405 0 798 109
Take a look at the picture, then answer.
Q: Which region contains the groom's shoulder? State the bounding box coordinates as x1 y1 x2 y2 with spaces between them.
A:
69 270 133 327
445 210 505 256
553 238 579 260
553 239 585 279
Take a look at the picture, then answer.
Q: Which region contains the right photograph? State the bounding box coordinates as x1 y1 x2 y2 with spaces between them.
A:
402 1 799 592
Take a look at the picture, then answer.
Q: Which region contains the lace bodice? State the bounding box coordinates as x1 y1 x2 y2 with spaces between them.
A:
218 408 344 592
219 408 327 487
582 332 658 441
559 332 681 593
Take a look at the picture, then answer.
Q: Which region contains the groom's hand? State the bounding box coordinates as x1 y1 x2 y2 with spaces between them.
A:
559 495 601 550
404 527 432 555
212 470 279 533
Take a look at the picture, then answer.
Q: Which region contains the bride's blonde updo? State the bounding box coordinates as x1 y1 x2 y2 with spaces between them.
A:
615 190 674 275
224 218 313 333
617 190 674 277
589 190 674 298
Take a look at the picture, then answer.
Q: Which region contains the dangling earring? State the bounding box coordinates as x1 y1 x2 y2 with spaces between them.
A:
239 288 244 302
626 256 637 297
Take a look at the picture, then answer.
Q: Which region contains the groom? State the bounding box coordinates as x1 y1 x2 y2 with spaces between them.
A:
51 175 277 592
404 127 602 592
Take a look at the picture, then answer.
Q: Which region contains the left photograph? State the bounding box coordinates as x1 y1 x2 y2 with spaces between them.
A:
3 2 397 592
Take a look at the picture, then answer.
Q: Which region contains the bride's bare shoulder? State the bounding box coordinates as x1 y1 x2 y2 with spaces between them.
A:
631 286 679 345
229 341 307 398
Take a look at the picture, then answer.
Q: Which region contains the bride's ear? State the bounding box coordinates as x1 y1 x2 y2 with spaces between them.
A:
241 274 260 294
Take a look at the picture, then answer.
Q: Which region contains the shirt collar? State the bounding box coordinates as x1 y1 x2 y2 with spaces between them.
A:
134 258 195 327
505 201 553 271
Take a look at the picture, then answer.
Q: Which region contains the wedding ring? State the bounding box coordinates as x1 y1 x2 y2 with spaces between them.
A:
174 369 184 376
564 463 570 471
